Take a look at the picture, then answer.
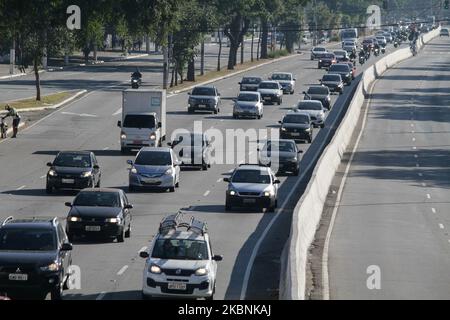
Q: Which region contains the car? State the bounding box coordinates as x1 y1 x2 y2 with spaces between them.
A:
318 53 337 69
310 47 327 60
295 100 327 128
328 63 352 85
342 40 356 51
168 132 212 170
140 213 222 300
233 92 264 119
342 61 356 79
46 151 101 194
258 139 303 176
257 81 283 105
187 86 221 114
65 188 133 243
376 36 387 46
333 50 349 62
0 216 73 300
320 73 344 95
224 164 280 212
440 28 450 37
383 32 393 43
304 85 332 110
127 147 181 192
238 77 263 91
342 44 356 54
362 38 375 51
270 72 296 94
279 111 313 143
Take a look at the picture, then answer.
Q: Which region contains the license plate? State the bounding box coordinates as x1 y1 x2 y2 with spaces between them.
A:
143 178 159 184
9 274 28 281
243 199 256 204
85 226 101 232
291 133 300 137
264 97 271 100
168 282 187 291
62 179 75 184
133 140 143 145
198 104 207 108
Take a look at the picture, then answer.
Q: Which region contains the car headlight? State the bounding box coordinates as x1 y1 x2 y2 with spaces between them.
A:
165 168 174 175
121 133 127 140
263 191 271 197
69 216 81 222
188 98 195 104
150 133 157 141
195 268 209 276
106 217 121 224
40 262 59 272
229 190 236 196
81 171 92 178
149 264 162 274
305 128 311 132
319 60 322 63
290 157 298 163
281 127 287 132
48 170 57 177
131 167 138 174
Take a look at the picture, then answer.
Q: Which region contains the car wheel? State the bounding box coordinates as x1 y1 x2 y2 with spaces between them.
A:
308 137 312 144
141 292 151 300
202 162 208 171
293 168 300 176
129 185 135 193
125 224 131 238
67 233 75 243
50 285 63 300
268 206 276 213
214 109 218 115
291 90 295 95
321 124 325 129
233 114 238 119
117 229 125 243
278 99 282 106
225 203 232 211
169 186 175 193
46 185 53 194
188 108 194 114
96 180 101 188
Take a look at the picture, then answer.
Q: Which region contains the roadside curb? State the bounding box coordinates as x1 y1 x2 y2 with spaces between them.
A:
0 90 88 114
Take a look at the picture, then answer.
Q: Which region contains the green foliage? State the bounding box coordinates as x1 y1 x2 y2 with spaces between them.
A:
267 49 289 59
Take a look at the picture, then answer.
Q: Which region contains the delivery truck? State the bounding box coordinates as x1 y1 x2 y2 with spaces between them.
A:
117 89 166 154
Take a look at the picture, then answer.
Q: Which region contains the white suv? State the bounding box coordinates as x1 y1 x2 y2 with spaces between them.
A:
139 214 223 300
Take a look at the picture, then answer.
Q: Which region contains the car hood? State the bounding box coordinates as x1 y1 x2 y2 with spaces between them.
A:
322 81 341 86
259 151 297 160
282 123 311 130
307 94 328 100
258 89 279 94
0 251 57 266
53 166 91 174
236 101 259 108
277 80 293 85
301 109 324 117
230 183 270 193
190 95 216 100
69 206 122 218
151 258 208 270
134 165 171 175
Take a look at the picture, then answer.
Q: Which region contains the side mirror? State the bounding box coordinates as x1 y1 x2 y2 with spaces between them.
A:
140 251 149 259
158 122 162 129
93 165 100 170
167 142 173 147
65 202 72 207
61 243 73 251
47 162 53 167
125 204 134 210
302 91 307 95
127 160 133 165
117 121 122 128
187 92 191 96
238 82 241 85
298 150 304 154
274 179 281 184
223 178 230 182
213 255 223 262
278 121 282 124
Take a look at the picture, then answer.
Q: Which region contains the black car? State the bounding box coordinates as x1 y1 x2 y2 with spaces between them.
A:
328 64 352 85
238 77 263 91
318 53 337 70
0 217 73 300
279 112 313 143
168 132 212 171
258 139 303 176
65 188 132 243
320 74 344 94
46 151 101 194
304 85 332 110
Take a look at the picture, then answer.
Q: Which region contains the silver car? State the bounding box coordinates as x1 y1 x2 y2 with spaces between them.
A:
128 147 181 192
258 81 283 105
188 86 221 114
233 92 264 119
295 100 327 128
270 72 296 94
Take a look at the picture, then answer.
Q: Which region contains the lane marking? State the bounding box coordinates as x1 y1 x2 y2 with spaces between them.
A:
217 178 222 183
96 292 107 300
426 194 431 199
117 265 129 276
113 108 122 116
139 246 147 253
412 137 416 142
16 185 26 190
40 175 46 179
203 190 210 197
432 208 436 214
439 224 445 229
103 147 110 150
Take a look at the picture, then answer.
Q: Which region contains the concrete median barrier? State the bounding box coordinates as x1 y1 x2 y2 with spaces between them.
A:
279 26 441 300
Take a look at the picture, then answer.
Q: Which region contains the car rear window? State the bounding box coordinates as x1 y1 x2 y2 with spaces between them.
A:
123 115 156 129
0 228 56 251
329 65 350 72
297 101 323 111
308 86 329 95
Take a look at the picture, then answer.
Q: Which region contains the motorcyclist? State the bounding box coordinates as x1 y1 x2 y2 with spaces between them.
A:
358 48 366 64
131 67 142 80
349 48 357 62
2 105 21 138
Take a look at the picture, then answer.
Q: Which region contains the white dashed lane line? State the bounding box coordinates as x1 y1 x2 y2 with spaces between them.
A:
203 190 210 197
439 224 445 230
117 265 129 276
432 208 437 214
16 185 26 190
96 292 107 300
427 194 431 199
139 246 147 254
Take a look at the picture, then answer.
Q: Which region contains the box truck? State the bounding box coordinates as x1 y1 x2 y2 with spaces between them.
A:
117 89 166 154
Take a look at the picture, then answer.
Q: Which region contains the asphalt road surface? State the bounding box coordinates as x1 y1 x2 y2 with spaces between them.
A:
328 35 450 299
0 40 402 300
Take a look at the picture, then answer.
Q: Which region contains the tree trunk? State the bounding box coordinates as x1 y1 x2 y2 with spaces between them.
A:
170 61 175 87
200 39 205 76
260 19 269 59
187 56 195 82
93 43 98 62
217 29 222 71
251 29 254 62
34 58 41 101
240 32 244 64
257 27 261 61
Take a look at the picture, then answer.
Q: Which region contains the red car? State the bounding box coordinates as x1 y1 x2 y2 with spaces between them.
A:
343 61 356 79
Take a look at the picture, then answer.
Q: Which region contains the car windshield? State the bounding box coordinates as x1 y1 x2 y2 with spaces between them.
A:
0 228 56 251
334 51 346 56
329 65 350 72
308 87 329 95
323 54 335 59
265 141 296 153
174 133 204 146
135 151 172 166
54 153 91 168
283 114 310 124
238 93 259 102
232 169 271 184
152 239 208 260
271 74 292 81
242 77 261 84
297 102 323 110
192 87 216 96
314 47 326 52
322 75 341 82
123 115 156 129
259 82 278 89
74 192 120 207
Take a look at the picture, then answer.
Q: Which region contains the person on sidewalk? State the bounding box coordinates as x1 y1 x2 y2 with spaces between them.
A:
2 105 21 138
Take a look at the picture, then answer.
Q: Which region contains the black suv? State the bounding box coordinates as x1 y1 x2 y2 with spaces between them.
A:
0 217 73 300
46 151 101 194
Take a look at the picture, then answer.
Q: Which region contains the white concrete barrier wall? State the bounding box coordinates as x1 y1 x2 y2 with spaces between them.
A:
280 26 441 300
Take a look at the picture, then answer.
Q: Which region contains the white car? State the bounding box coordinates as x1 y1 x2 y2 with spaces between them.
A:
233 92 264 119
258 81 283 105
376 36 387 46
140 214 222 300
295 100 327 128
270 72 296 94
310 47 327 60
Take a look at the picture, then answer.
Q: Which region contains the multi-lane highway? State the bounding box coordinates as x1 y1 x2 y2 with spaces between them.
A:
326 35 450 299
0 39 402 300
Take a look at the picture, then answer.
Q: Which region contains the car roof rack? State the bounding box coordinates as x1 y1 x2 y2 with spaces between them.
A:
187 217 208 236
159 212 184 235
1 216 14 226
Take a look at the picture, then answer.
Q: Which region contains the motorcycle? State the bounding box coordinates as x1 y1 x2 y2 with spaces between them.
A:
381 47 386 54
394 41 399 48
359 55 365 65
0 117 8 139
374 48 380 56
131 74 142 89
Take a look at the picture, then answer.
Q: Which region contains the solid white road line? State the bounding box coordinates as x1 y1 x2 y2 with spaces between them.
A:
217 179 222 183
117 265 129 276
113 108 122 116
